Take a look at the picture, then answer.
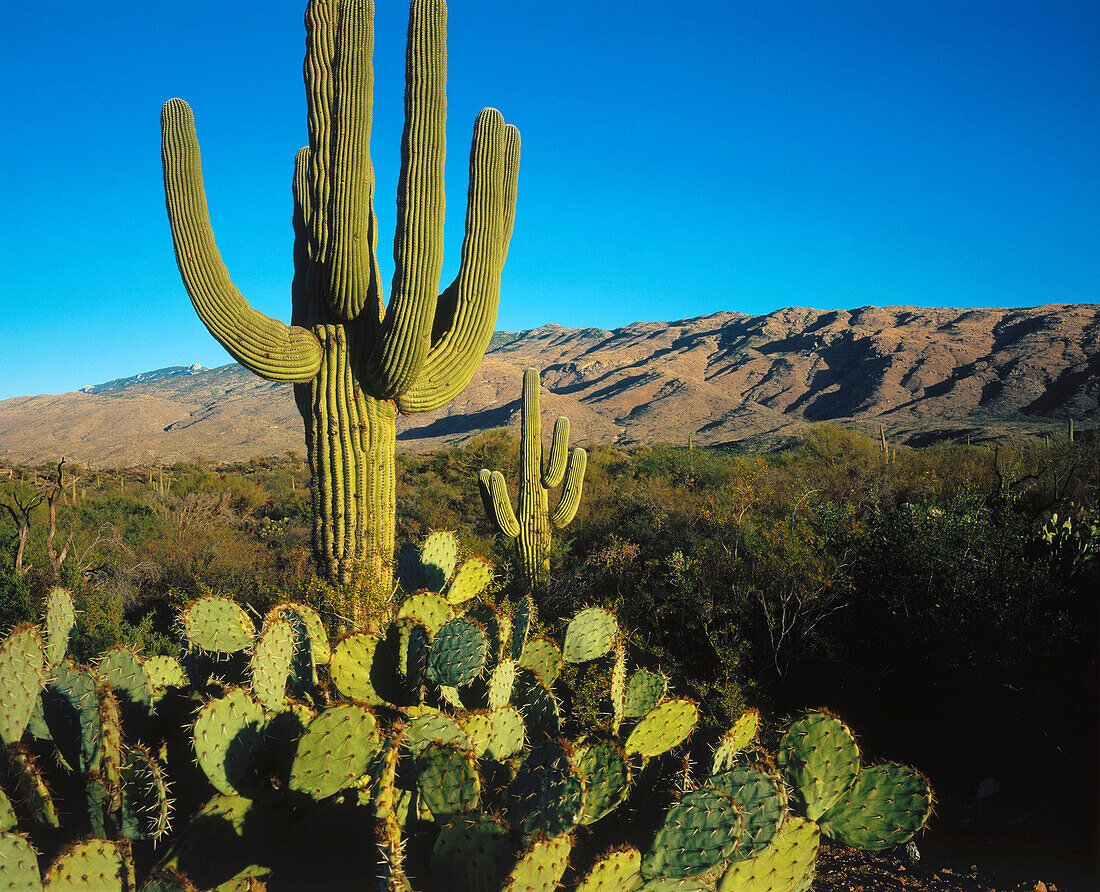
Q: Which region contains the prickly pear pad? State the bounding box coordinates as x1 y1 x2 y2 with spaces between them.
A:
817 763 933 850
517 637 563 687
718 815 820 892
512 593 534 660
0 625 47 746
487 658 516 709
145 654 187 692
708 765 785 860
249 617 296 712
397 592 455 635
120 743 173 842
622 668 668 719
44 838 129 891
289 703 381 800
427 615 488 688
429 815 513 892
0 788 15 833
98 645 154 715
625 698 699 759
44 587 76 669
403 709 471 755
563 607 618 663
0 831 42 891
777 711 860 821
416 741 480 816
511 667 561 743
446 557 493 605
193 687 264 797
576 847 644 892
457 711 494 756
43 660 99 774
712 710 760 773
575 740 631 825
642 788 745 879
180 596 255 654
330 632 385 705
507 743 584 838
503 832 572 892
485 706 526 760
419 530 459 591
6 745 60 829
268 601 329 664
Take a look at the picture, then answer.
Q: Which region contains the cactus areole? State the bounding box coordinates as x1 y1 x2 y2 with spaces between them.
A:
160 0 520 619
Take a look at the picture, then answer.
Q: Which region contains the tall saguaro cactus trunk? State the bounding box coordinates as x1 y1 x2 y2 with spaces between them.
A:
161 0 520 624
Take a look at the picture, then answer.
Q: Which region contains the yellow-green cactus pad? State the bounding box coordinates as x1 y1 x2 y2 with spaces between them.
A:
485 706 526 760
642 788 745 879
817 763 933 850
712 709 760 774
623 668 668 719
517 637 563 687
397 592 455 635
446 557 493 605
43 587 76 670
43 838 129 891
575 740 632 825
193 687 264 797
180 596 255 654
416 741 480 817
576 847 644 892
776 711 860 821
289 703 382 800
0 625 47 745
625 698 699 759
503 832 572 892
330 632 387 705
719 815 820 892
563 607 618 663
0 832 42 891
248 617 296 712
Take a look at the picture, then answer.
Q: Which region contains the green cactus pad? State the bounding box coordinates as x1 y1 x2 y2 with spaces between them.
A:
0 625 48 745
420 531 459 590
180 596 255 654
120 744 173 842
718 816 820 892
145 655 187 691
503 833 572 892
97 645 154 717
41 660 99 774
776 711 860 821
248 617 296 712
487 658 516 709
511 668 561 743
576 847 644 892
92 682 125 786
576 740 632 825
397 592 455 635
486 706 526 760
330 632 387 705
623 668 668 719
563 607 618 663
416 741 480 817
5 746 60 829
43 838 129 891
426 616 488 688
289 703 381 800
429 815 513 892
446 557 493 605
518 637 563 687
267 601 330 668
712 710 760 774
0 832 42 891
507 743 584 838
457 711 494 757
193 687 264 797
817 763 933 850
708 765 785 860
396 619 431 691
403 709 471 755
638 879 714 891
511 594 534 661
465 601 508 654
438 683 464 708
0 788 16 832
625 698 699 759
43 587 76 670
642 788 746 879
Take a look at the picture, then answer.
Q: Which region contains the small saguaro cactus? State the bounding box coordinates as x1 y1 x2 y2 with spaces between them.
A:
160 0 520 622
478 369 587 586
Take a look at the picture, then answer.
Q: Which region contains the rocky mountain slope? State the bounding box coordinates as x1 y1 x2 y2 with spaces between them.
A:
1 303 1096 467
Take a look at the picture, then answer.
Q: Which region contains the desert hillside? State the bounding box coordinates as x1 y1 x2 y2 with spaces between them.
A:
1 303 1096 467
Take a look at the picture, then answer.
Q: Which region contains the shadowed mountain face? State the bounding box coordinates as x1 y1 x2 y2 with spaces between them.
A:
1 304 1096 466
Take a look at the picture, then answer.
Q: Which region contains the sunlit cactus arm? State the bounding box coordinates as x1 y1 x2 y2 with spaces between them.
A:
549 447 586 529
395 111 520 413
542 417 570 488
479 469 521 539
371 0 448 397
160 100 323 382
302 0 381 324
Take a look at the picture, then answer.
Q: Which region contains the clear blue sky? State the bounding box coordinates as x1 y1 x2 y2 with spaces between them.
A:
2 1 1097 400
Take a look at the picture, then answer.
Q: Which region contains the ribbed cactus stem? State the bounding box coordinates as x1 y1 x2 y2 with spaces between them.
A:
478 369 587 587
162 0 519 621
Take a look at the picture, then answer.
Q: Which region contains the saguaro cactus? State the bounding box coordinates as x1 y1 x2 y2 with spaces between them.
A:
160 0 520 619
478 369 586 586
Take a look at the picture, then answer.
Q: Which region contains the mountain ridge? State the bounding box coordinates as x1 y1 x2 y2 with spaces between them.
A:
2 303 1096 467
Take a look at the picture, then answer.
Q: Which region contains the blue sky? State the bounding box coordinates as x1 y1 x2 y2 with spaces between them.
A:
1 1 1097 400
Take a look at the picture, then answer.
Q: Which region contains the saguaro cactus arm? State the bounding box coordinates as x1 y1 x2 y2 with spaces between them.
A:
549 448 587 529
396 112 520 413
161 100 323 383
479 469 521 539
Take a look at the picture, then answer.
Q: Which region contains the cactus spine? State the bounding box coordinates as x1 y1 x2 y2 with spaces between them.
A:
478 369 586 586
160 0 520 620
